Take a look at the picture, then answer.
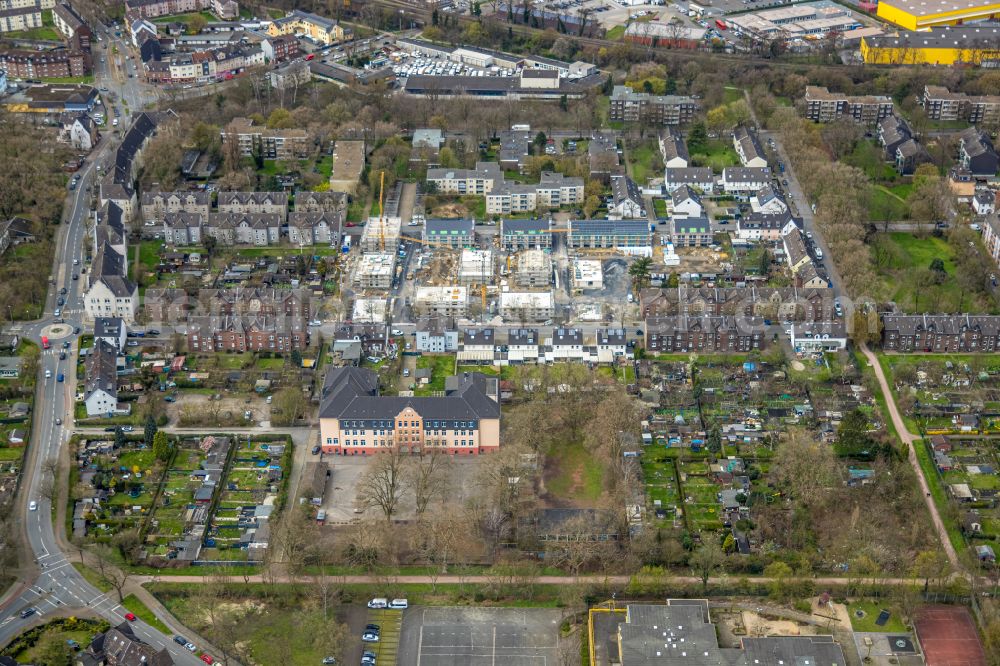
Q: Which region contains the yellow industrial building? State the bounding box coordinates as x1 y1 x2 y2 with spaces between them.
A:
877 0 1000 30
862 25 1000 64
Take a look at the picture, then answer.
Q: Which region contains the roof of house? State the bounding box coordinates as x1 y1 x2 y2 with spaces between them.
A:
664 167 714 184
612 175 644 209
319 367 500 421
84 341 118 401
570 219 650 236
734 126 765 163
94 317 125 338
597 328 626 345
501 218 552 234
723 166 772 182
425 218 475 236
673 217 710 234
660 129 689 163
463 328 495 346
552 328 583 345
508 328 538 345
783 229 810 267
671 184 701 207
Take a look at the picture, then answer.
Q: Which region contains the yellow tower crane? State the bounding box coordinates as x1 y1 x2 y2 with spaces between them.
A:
378 171 386 253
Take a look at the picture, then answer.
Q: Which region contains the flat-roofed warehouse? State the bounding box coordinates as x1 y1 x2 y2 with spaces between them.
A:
862 25 1000 65
877 0 1000 30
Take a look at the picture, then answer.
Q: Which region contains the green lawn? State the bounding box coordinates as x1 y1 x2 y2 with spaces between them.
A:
9 622 100 664
869 186 909 222
234 246 343 257
121 594 172 634
545 438 605 503
723 86 743 105
414 355 455 394
846 601 907 633
138 241 162 273
652 198 668 218
605 25 625 40
152 10 215 24
627 140 659 185
43 75 96 84
690 139 739 171
72 563 112 592
0 447 24 461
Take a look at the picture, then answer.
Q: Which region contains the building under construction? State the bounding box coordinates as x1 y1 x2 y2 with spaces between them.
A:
458 249 494 286
572 258 603 293
354 252 396 290
352 297 387 323
359 215 401 252
414 286 469 318
515 249 552 288
500 290 555 322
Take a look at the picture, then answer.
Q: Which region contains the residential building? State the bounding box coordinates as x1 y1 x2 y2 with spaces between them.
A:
354 253 395 290
318 366 500 455
659 129 689 168
609 176 645 219
547 327 588 362
424 218 475 249
125 0 238 20
162 211 203 245
882 313 1000 352
269 59 310 90
413 286 469 318
186 315 308 353
596 328 628 363
287 212 340 246
664 167 715 193
206 212 282 246
803 85 894 126
217 191 288 216
644 315 768 353
588 130 622 182
0 49 89 77
571 258 603 292
797 262 829 289
415 316 458 353
267 9 345 46
672 217 711 247
669 185 703 220
295 191 346 214
458 248 493 286
0 5 42 33
52 1 91 52
789 321 848 351
497 130 530 172
500 218 552 251
923 85 1000 124
94 317 127 352
878 114 928 175
65 113 98 151
516 249 553 287
733 126 768 168
84 242 138 323
329 140 365 193
721 167 772 195
749 184 788 215
141 190 211 222
411 128 444 166
507 328 540 363
568 219 652 256
261 33 299 62
459 328 496 362
500 291 555 322
485 172 585 215
736 210 799 241
81 621 173 666
427 162 503 195
609 85 699 125
84 341 121 417
959 128 999 177
221 117 309 161
973 189 996 216
783 228 811 273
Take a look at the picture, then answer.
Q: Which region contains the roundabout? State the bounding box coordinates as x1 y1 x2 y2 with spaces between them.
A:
40 323 74 340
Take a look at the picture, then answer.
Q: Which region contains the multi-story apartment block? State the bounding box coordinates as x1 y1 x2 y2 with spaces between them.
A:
186 315 307 353
413 286 469 318
217 191 288 216
295 191 347 214
267 9 345 45
568 219 652 256
221 117 310 161
500 218 552 251
426 162 503 195
415 316 458 353
141 191 211 222
609 85 699 125
499 291 555 322
261 34 300 62
162 211 203 245
923 85 1000 125
644 315 768 353
0 0 54 9
640 286 834 321
803 85 894 126
0 49 89 77
125 0 238 20
207 213 282 245
982 215 1000 265
0 5 42 33
882 314 1000 353
424 218 475 249
319 367 500 456
287 212 339 246
53 2 91 51
516 249 552 287
485 172 585 215
84 242 138 323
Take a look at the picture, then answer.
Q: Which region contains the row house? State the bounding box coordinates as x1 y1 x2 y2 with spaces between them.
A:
424 218 475 249
659 129 689 169
287 212 340 246
141 190 211 222
664 167 715 193
84 241 138 323
733 126 767 168
499 218 552 251
186 314 308 352
721 167 772 195
144 287 311 321
261 34 300 63
639 286 834 321
456 327 630 365
209 213 282 245
783 228 811 274
125 0 238 20
568 219 652 257
882 314 1000 353
295 191 346 214
217 191 288 216
162 44 263 83
736 210 800 241
644 315 768 353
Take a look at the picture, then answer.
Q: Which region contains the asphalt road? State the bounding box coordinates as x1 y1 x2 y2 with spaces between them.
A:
0 50 206 664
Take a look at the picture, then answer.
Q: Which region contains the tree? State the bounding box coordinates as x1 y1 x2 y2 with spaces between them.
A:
583 194 601 218
114 427 126 449
628 257 653 292
834 408 880 458
689 542 725 592
144 414 157 448
92 544 131 602
359 447 407 521
152 431 171 462
911 549 951 594
187 14 207 34
271 388 307 427
534 131 548 151
764 561 793 600
407 451 449 516
687 122 708 154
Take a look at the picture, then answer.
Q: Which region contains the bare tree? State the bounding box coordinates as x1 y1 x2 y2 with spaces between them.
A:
92 544 131 602
407 451 449 516
689 542 726 592
359 447 408 521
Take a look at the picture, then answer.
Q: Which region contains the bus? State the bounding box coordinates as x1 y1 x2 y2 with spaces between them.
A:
715 19 727 30
41 336 50 350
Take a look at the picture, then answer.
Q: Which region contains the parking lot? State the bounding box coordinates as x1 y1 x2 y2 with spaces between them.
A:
399 607 566 666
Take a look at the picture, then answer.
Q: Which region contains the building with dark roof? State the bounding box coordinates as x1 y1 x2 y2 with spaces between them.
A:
82 621 173 666
84 341 121 417
319 367 500 455
882 313 1000 352
659 129 689 168
424 218 475 249
53 1 91 52
403 71 602 101
569 219 652 256
664 167 715 192
84 241 138 323
610 85 699 125
644 315 768 353
610 175 645 219
733 126 767 168
500 218 552 250
959 128 999 177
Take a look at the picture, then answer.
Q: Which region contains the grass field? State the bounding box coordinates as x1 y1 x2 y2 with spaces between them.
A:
545 438 604 504
414 355 455 394
152 10 215 24
627 140 660 185
121 594 172 634
847 601 907 633
872 233 996 313
690 139 739 171
605 25 625 40
869 186 909 221
723 86 743 104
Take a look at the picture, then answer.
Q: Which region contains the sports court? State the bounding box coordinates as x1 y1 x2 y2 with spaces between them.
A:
399 607 565 666
914 605 987 666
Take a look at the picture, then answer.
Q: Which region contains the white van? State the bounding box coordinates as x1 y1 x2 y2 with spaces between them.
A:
389 599 409 609
367 598 388 609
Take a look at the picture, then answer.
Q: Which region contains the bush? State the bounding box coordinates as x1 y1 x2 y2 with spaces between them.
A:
794 599 813 614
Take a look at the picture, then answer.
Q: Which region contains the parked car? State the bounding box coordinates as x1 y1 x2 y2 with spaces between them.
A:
120 426 133 432
361 651 376 665
200 655 214 664
312 445 321 455
361 625 380 642
389 599 408 609
174 636 187 646
124 613 136 621
185 643 197 652
28 501 37 511
20 608 35 619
